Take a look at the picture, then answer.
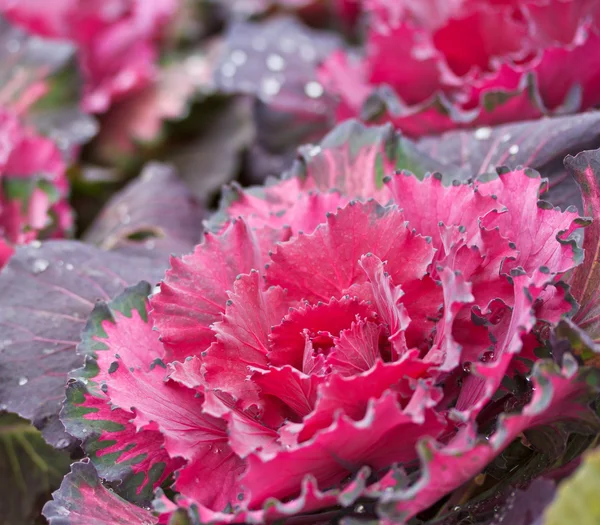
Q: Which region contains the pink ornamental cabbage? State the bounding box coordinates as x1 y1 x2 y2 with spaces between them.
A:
0 108 72 267
0 0 177 113
50 123 599 524
320 0 600 136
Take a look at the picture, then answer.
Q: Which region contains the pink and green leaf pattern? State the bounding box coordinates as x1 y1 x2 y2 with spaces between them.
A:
46 122 600 523
61 282 184 504
43 460 157 525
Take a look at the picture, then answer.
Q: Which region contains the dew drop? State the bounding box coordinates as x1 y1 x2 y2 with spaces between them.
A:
42 348 54 355
501 133 511 142
509 144 519 155
304 81 324 98
230 49 247 66
30 240 41 248
121 214 131 225
65 263 74 271
355 504 366 513
463 361 472 373
18 376 28 386
266 53 285 72
32 259 49 274
261 77 281 97
56 438 70 449
481 350 495 363
474 127 492 140
221 62 236 78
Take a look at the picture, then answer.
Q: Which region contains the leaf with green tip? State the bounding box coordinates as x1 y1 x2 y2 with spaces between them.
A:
565 148 600 344
42 460 157 525
209 119 463 233
286 119 465 199
0 412 71 525
61 283 184 504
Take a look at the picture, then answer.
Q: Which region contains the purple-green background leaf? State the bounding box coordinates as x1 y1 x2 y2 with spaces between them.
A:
83 163 204 259
418 111 600 210
0 241 169 448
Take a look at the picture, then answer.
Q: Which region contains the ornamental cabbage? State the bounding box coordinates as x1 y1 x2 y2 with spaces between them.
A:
44 122 600 524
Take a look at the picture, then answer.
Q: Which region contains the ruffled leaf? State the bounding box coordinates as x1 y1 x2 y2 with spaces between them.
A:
378 357 600 522
150 219 264 360
243 391 445 508
565 148 600 343
266 200 434 302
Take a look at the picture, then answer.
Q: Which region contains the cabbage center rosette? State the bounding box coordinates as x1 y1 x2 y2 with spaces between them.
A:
55 124 593 524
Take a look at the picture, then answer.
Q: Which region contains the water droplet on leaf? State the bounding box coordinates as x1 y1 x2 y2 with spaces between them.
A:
32 259 49 273
266 53 285 71
304 81 324 98
474 127 492 140
230 49 247 66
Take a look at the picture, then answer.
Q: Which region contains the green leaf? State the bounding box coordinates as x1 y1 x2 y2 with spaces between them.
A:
544 447 600 525
0 412 70 525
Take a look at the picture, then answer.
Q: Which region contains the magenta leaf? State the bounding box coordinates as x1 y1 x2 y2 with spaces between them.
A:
377 357 600 522
42 460 157 525
150 219 264 360
266 200 434 302
210 119 464 233
243 391 445 508
0 240 168 448
61 282 184 504
83 163 204 259
68 283 244 512
565 148 600 343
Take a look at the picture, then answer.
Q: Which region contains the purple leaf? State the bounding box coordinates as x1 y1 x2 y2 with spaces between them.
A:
418 111 600 210
493 479 556 525
83 163 204 259
214 16 341 182
0 240 168 448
